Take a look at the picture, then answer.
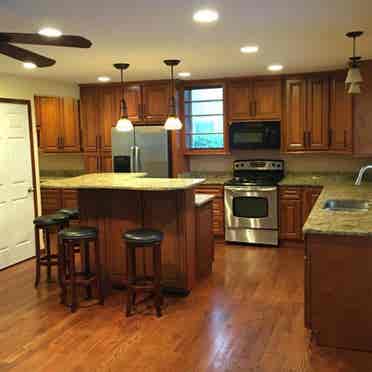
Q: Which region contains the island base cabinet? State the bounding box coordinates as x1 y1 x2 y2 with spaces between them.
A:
78 189 196 294
306 234 372 352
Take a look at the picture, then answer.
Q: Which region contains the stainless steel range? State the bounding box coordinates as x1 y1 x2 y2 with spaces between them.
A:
224 160 284 246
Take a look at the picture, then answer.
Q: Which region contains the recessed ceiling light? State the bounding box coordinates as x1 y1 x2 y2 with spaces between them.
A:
38 27 62 37
178 72 191 78
240 45 259 54
23 62 37 69
268 64 283 72
193 9 219 23
97 76 111 82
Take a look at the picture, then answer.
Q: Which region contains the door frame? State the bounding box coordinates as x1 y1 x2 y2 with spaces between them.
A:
0 98 38 219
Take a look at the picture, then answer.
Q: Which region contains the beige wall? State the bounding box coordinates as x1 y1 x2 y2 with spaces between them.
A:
0 72 79 213
190 150 372 174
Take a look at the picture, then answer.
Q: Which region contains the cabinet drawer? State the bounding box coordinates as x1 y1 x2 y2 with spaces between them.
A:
195 186 224 197
279 187 302 200
41 188 62 214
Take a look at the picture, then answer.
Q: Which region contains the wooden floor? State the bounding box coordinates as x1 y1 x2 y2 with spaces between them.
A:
1 242 372 372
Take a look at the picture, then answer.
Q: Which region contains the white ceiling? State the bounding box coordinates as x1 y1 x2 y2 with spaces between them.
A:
0 0 371 84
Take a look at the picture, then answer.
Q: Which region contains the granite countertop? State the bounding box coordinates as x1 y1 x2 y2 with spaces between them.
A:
303 183 372 237
41 173 205 191
179 172 232 185
195 193 215 207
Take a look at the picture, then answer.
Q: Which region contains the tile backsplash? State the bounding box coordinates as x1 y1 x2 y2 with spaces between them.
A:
189 150 372 174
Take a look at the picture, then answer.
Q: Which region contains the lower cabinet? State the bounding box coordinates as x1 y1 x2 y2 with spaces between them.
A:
41 188 79 222
195 185 224 237
279 186 322 243
195 200 214 279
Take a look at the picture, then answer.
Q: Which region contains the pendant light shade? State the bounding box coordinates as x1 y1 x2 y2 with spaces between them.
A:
164 116 183 130
164 59 182 130
114 63 133 131
345 67 363 84
348 82 361 95
345 31 364 94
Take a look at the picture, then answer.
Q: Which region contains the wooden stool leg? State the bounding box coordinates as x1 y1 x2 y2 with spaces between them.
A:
153 243 162 317
59 239 67 305
126 244 135 317
94 238 104 305
45 229 52 282
84 241 92 300
34 227 41 288
69 241 78 313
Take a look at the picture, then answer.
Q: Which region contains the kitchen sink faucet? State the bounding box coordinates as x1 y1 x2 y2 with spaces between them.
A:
355 165 372 185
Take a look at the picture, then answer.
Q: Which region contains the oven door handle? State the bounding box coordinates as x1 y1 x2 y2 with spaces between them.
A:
224 186 277 193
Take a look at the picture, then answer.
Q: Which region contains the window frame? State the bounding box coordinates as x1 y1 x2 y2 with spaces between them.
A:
178 80 229 155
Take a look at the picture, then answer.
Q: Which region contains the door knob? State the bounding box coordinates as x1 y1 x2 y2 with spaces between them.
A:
28 187 35 193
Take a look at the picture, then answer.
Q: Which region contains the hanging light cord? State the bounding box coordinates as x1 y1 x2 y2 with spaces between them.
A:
170 64 176 116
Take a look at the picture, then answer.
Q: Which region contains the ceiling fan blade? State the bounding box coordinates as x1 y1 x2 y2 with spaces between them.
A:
0 33 92 48
0 43 55 67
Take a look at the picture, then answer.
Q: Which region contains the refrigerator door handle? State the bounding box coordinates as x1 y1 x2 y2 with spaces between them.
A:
130 145 141 172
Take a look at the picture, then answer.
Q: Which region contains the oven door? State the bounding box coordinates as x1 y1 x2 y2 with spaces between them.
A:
224 186 278 230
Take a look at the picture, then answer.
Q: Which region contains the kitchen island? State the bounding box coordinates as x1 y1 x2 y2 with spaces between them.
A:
42 173 207 294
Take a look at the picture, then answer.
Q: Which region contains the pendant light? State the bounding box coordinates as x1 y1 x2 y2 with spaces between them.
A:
114 63 133 131
164 59 182 130
345 31 364 94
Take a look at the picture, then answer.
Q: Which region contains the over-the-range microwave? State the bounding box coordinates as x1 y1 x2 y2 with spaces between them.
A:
229 121 281 150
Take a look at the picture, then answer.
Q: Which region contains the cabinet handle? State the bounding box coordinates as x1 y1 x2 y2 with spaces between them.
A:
99 135 102 150
249 101 253 117
137 103 142 118
308 132 311 147
303 132 307 147
57 136 60 149
344 130 347 147
97 156 100 172
328 129 332 146
96 135 98 150
254 101 257 116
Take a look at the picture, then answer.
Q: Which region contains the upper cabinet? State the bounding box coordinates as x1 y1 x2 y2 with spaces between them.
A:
329 72 353 153
228 78 282 122
284 74 352 153
142 83 170 123
35 95 81 153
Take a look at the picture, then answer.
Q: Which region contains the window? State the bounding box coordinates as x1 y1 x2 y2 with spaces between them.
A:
184 86 224 150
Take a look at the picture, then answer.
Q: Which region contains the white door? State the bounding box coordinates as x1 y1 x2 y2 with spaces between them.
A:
0 101 35 269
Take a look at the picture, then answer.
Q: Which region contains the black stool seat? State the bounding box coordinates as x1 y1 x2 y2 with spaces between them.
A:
58 208 80 219
123 228 164 245
34 213 69 227
59 227 97 240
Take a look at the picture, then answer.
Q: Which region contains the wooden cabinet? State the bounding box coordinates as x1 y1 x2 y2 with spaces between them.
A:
83 151 112 173
195 185 224 237
142 83 170 123
279 186 322 243
228 78 282 121
329 73 353 153
285 77 329 152
305 234 372 351
196 200 214 279
306 78 329 151
41 188 79 218
284 74 354 153
279 187 303 240
36 96 80 153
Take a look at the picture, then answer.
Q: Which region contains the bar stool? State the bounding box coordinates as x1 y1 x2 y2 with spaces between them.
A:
57 208 80 221
123 228 164 317
33 213 70 287
58 227 104 313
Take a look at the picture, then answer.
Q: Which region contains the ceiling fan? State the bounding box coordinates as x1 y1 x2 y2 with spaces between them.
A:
0 31 92 67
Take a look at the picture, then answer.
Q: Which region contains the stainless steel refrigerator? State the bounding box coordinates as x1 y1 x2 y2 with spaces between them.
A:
111 125 171 177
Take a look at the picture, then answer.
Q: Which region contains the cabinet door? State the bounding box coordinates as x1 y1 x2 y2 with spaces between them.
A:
329 75 353 153
253 79 282 119
101 152 113 172
307 78 329 151
125 85 142 122
142 84 170 123
285 80 307 151
279 187 303 240
80 87 100 152
99 87 120 152
228 81 253 121
84 152 100 173
302 187 322 225
36 96 62 152
60 97 81 152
